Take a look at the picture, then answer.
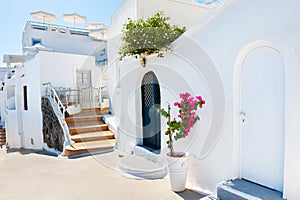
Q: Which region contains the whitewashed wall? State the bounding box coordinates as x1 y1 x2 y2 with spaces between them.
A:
38 51 99 88
22 57 43 149
185 0 300 199
108 0 211 136
22 25 106 56
5 76 20 148
109 0 300 199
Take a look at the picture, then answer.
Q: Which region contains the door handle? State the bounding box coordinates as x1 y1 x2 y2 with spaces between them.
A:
240 111 246 122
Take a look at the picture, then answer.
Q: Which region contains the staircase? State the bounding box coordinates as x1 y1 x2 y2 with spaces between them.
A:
0 125 6 147
65 108 115 157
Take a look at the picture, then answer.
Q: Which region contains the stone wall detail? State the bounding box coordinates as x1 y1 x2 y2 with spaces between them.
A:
41 97 65 152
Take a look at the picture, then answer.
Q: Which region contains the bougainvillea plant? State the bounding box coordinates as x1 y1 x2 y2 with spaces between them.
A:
158 92 205 157
119 11 186 66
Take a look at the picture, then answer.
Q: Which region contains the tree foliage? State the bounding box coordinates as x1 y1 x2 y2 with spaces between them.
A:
119 11 186 60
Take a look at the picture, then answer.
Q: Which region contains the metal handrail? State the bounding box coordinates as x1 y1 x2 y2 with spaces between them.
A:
81 87 102 108
42 82 74 156
52 86 104 109
42 82 66 119
55 88 81 108
28 21 90 34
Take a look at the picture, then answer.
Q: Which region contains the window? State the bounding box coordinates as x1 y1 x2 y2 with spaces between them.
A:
32 38 42 46
7 86 16 110
23 86 28 111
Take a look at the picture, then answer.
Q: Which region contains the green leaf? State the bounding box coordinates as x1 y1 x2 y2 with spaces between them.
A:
119 11 186 60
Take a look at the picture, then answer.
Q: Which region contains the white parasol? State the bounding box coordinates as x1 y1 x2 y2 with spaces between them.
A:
30 11 57 23
23 43 54 52
85 22 107 30
63 12 86 28
88 29 107 40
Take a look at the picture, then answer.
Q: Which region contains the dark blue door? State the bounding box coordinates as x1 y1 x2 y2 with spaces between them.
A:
141 72 161 151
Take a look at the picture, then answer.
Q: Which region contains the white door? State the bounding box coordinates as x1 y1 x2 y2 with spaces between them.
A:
76 69 91 89
241 47 285 191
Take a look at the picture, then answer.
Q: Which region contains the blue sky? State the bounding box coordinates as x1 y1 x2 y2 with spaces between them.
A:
0 0 120 65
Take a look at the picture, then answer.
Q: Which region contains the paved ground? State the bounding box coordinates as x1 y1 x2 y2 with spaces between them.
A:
0 149 205 200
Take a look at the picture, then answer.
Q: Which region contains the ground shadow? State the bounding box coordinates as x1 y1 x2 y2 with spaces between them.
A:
6 148 58 157
175 189 206 200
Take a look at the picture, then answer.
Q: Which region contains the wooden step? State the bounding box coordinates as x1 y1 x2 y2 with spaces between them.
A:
0 134 6 139
0 138 6 143
69 108 110 117
69 124 108 135
66 119 105 128
65 139 116 157
71 131 114 142
65 115 103 123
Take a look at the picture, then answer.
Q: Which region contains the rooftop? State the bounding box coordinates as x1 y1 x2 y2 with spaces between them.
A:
24 21 107 41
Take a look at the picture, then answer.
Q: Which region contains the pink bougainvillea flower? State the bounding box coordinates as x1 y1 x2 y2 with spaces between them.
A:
196 96 203 101
174 102 179 106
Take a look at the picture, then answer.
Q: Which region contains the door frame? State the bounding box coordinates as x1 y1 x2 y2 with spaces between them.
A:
140 71 161 151
233 40 286 189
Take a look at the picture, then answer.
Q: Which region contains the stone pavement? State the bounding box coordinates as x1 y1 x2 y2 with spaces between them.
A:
0 149 205 200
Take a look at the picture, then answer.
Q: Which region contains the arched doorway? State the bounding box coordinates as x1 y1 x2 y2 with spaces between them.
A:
141 71 161 151
240 46 285 191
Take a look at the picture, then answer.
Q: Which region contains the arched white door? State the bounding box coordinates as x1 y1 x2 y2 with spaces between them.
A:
240 47 285 191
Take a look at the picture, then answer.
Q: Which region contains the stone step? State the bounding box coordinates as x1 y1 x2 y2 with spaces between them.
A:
69 124 109 135
117 154 167 179
217 179 285 200
71 131 114 142
65 139 116 157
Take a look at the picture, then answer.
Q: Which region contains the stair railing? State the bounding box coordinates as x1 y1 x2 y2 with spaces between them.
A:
80 86 102 109
42 82 73 156
43 82 66 119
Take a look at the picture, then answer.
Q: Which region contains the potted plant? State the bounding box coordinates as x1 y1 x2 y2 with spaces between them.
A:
119 11 186 67
158 92 205 192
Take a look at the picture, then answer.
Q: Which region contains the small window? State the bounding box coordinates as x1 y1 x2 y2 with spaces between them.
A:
23 86 28 111
32 38 41 46
7 86 16 110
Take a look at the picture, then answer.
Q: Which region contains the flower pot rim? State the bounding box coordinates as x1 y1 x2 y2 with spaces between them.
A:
166 152 189 158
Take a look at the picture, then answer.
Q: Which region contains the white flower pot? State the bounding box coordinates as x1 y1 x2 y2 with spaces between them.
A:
166 152 190 192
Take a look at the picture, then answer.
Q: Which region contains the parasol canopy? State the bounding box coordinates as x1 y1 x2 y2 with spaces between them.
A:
85 22 107 30
63 12 86 28
88 29 107 40
30 10 58 23
23 43 54 52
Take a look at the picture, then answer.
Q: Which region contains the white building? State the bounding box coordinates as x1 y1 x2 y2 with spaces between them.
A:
108 0 300 199
2 21 112 155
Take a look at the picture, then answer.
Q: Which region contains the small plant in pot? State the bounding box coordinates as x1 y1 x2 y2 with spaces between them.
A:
119 11 186 67
158 92 205 192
